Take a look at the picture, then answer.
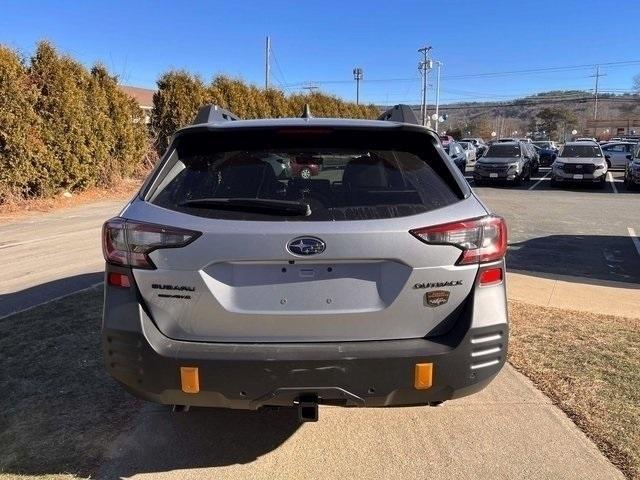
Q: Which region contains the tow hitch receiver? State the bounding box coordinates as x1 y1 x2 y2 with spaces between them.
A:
296 395 319 422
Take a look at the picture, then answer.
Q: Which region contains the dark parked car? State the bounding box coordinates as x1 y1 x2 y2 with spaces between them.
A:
624 146 640 190
533 142 557 167
524 143 540 174
444 141 467 175
473 141 532 185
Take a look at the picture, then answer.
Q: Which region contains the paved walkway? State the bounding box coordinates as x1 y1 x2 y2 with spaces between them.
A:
508 270 640 319
97 366 624 479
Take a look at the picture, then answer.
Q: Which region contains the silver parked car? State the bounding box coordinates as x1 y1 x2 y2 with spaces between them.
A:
101 106 508 420
458 141 477 164
601 142 637 169
551 142 608 188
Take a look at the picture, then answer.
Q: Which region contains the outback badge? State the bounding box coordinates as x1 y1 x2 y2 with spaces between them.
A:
424 290 450 307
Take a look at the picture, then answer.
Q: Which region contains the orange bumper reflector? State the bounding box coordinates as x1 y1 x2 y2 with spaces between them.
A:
180 367 200 394
414 363 433 390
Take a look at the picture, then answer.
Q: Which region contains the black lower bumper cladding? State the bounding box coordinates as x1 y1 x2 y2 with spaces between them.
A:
102 267 508 410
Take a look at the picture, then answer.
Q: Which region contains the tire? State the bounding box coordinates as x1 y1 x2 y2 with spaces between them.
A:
596 177 606 189
550 177 558 188
514 174 523 186
299 168 312 179
626 178 637 191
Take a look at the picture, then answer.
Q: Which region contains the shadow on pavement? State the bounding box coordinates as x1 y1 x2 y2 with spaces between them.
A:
0 277 300 479
507 234 640 286
0 271 103 317
98 406 301 478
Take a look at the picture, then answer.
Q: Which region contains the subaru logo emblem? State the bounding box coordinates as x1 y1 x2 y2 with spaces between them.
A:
287 237 325 256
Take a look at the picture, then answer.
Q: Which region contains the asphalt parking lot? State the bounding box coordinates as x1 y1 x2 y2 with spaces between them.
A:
468 167 640 286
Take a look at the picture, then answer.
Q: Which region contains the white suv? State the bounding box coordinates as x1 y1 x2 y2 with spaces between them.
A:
551 142 607 188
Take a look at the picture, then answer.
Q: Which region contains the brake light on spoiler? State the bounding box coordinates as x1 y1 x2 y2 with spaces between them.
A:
102 218 201 269
410 215 507 265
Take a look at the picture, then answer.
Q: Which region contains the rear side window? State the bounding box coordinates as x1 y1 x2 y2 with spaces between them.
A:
147 128 460 221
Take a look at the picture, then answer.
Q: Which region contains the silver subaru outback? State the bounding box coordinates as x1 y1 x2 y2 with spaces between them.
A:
102 106 508 420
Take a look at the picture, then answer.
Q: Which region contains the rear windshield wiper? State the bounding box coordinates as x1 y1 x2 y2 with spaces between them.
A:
179 198 311 216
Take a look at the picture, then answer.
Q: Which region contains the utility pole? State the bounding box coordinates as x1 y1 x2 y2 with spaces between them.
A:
434 61 443 132
353 67 363 105
265 36 271 89
590 65 606 136
418 46 432 126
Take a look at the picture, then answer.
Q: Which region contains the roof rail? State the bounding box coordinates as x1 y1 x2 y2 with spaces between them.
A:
192 105 240 125
378 104 419 125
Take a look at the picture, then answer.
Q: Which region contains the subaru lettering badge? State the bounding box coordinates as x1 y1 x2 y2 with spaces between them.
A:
287 237 326 256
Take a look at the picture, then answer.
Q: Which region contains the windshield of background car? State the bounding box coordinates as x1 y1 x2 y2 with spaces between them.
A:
559 145 602 158
147 129 460 221
533 142 551 148
485 144 521 158
460 143 469 149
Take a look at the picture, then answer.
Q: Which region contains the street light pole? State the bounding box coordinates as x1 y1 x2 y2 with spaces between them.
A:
353 67 363 105
434 61 442 132
264 36 271 89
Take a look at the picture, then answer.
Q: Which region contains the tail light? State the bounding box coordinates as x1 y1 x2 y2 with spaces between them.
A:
410 215 507 265
102 218 201 269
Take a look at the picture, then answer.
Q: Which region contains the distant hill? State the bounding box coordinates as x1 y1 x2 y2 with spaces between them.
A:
407 90 640 140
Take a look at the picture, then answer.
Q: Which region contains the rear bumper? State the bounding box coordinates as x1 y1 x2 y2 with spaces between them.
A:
103 269 508 410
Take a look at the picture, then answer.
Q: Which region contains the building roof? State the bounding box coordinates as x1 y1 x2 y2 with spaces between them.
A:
118 85 155 109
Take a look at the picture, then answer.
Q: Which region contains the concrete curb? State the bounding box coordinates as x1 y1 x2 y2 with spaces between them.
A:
507 270 640 319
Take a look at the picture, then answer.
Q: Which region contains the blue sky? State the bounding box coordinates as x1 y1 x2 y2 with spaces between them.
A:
1 0 639 105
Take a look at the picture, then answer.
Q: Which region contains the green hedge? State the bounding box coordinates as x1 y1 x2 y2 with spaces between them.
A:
152 72 380 153
0 42 149 203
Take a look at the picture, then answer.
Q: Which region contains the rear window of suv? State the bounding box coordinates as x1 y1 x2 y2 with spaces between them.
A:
146 128 460 221
485 144 521 157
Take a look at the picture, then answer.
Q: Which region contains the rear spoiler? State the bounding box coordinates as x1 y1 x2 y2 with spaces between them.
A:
378 104 420 125
192 105 240 124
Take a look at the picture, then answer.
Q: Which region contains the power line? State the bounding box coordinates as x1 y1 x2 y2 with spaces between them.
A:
282 59 640 88
270 46 291 92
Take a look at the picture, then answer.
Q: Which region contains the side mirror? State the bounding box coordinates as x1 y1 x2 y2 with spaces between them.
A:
552 153 557 160
605 154 611 160
626 154 633 160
